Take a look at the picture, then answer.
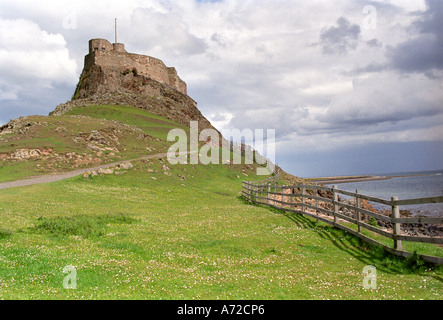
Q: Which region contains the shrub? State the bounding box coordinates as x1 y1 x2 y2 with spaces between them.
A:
404 251 431 273
368 217 379 227
34 213 137 238
0 228 12 239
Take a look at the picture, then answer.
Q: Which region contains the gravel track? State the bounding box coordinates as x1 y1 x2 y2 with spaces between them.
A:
0 152 170 190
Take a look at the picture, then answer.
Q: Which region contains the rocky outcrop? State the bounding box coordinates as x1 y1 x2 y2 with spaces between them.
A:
0 113 155 170
50 39 216 133
7 148 48 160
51 84 214 132
84 39 187 95
338 198 443 237
51 86 214 137
0 117 48 135
82 161 134 178
267 188 442 238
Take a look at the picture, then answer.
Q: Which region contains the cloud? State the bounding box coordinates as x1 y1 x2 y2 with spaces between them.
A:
207 112 233 129
387 34 443 73
0 0 441 176
366 38 382 48
129 7 207 57
278 140 443 177
0 18 77 101
351 62 387 74
386 0 443 73
319 17 361 55
316 73 443 133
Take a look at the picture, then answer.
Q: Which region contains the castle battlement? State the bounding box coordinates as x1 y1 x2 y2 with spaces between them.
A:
57 38 216 135
82 38 187 96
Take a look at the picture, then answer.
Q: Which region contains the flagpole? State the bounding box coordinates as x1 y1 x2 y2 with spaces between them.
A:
115 18 117 44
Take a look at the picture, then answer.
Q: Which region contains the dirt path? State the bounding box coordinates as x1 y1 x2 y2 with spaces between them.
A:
0 152 173 190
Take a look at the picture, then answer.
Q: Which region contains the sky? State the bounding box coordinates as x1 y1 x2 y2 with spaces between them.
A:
0 0 442 177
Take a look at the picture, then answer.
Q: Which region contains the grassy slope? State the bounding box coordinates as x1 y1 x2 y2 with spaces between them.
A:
66 105 189 141
0 105 186 183
0 105 441 299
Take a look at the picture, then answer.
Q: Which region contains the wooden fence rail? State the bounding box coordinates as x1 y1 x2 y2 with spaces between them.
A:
242 180 443 265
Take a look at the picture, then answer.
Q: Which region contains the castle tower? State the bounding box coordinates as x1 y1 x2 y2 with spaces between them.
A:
54 38 218 134
88 39 126 54
113 43 126 52
89 39 112 53
78 38 188 98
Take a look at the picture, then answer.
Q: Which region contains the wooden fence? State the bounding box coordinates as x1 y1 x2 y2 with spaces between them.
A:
242 180 443 265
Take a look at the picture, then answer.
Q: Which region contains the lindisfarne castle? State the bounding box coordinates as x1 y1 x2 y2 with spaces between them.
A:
75 38 187 98
51 38 215 132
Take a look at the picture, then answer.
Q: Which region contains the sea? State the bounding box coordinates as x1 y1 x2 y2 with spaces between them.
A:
325 170 443 217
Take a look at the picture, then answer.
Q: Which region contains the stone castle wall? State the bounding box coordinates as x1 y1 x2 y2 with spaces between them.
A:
84 39 187 95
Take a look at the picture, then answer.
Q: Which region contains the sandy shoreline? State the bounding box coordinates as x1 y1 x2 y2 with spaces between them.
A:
307 173 439 185
307 175 391 184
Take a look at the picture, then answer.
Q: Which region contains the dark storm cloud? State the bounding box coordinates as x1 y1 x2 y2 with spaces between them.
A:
387 0 443 73
417 0 443 34
319 17 361 55
351 63 386 75
387 35 443 72
210 113 229 122
130 8 208 56
366 39 382 48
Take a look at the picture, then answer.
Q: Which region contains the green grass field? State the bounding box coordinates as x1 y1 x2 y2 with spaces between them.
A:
0 105 441 299
66 105 189 141
0 105 185 183
0 156 442 299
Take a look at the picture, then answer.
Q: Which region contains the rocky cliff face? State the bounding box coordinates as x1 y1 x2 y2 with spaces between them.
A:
51 39 215 132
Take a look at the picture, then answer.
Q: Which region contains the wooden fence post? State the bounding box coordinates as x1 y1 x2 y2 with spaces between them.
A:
281 187 285 209
392 196 402 251
258 184 261 203
239 180 443 264
315 192 319 223
301 186 306 212
333 185 338 224
356 190 361 233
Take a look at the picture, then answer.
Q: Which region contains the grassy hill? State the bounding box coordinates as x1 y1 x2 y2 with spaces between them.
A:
0 105 188 183
0 105 441 299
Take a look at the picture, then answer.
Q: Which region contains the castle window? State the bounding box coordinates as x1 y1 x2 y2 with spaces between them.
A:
101 47 106 51
94 47 98 52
